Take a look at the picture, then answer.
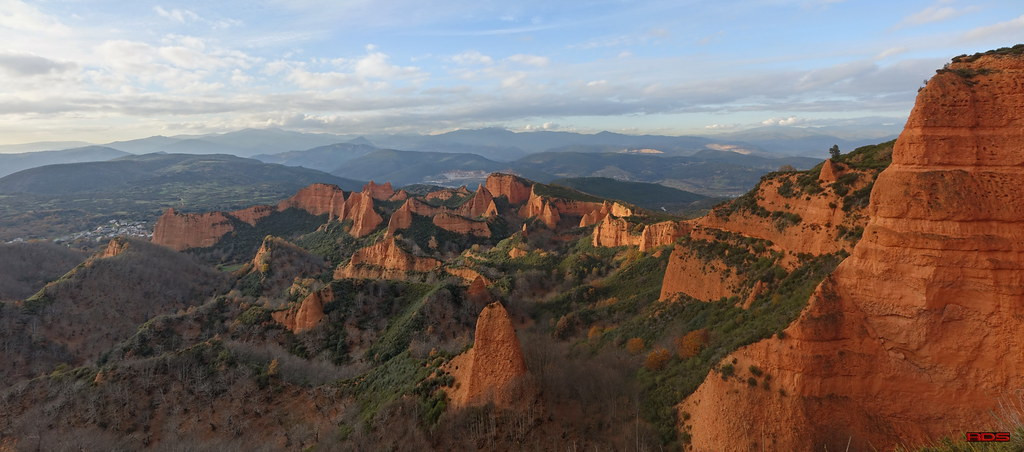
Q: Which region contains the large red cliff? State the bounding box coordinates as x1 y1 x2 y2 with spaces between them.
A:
457 184 498 218
344 191 384 237
334 236 441 280
277 183 347 220
445 302 531 409
485 173 532 205
679 52 1024 451
362 181 395 201
272 288 330 333
151 208 236 251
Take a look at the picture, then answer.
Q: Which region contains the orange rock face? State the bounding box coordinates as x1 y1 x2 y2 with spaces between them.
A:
592 216 642 247
272 288 331 333
344 192 383 237
445 302 530 409
432 212 491 237
817 159 845 183
277 183 347 220
362 181 395 201
152 208 235 251
100 237 130 258
679 53 1024 451
388 189 409 202
335 236 441 280
659 246 742 302
230 205 277 226
485 173 532 205
457 185 498 218
639 220 689 252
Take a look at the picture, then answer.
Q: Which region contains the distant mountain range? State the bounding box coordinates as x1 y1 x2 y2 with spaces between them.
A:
0 146 129 178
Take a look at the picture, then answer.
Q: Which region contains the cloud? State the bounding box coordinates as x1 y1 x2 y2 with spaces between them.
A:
154 6 199 24
506 54 549 67
0 0 71 35
0 53 74 76
761 116 804 126
963 15 1024 41
452 51 493 65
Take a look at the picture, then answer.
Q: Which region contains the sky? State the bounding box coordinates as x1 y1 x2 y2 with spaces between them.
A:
0 0 1021 145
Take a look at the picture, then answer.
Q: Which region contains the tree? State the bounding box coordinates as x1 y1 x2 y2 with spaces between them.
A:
829 144 841 160
777 164 796 172
644 348 671 371
675 329 708 359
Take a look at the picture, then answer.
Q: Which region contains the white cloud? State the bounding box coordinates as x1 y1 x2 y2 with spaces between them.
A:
0 0 71 35
154 6 199 24
761 116 804 126
963 15 1024 41
355 51 425 79
0 53 75 76
452 51 493 66
506 54 549 67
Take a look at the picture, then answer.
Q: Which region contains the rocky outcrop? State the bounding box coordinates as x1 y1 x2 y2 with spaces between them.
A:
272 288 331 333
335 236 441 280
578 201 632 227
679 52 1024 451
425 186 470 201
817 159 845 183
230 205 277 226
432 212 491 237
639 220 689 252
445 302 531 409
100 237 130 258
446 266 492 285
386 199 414 234
362 181 395 200
277 183 347 220
591 217 689 250
659 246 742 302
344 192 383 237
152 208 235 251
485 173 532 205
457 185 498 218
592 216 642 247
388 189 409 202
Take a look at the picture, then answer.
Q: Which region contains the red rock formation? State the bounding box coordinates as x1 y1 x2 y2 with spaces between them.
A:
152 208 235 251
386 199 414 234
679 53 1024 451
362 181 395 200
817 159 846 183
344 192 383 237
446 267 492 285
457 185 498 218
272 288 331 333
466 275 493 303
277 183 346 220
388 189 409 202
639 220 689 252
485 173 532 205
230 205 277 226
432 212 491 237
425 186 469 201
445 302 530 409
519 190 564 229
335 236 441 280
591 216 642 247
659 246 742 302
100 237 130 258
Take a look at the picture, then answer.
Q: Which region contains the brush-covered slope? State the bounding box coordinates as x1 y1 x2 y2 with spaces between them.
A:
679 46 1024 452
0 238 226 381
331 149 502 186
0 242 88 301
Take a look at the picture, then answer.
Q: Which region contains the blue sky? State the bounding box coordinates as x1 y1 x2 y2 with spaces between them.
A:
0 0 1021 144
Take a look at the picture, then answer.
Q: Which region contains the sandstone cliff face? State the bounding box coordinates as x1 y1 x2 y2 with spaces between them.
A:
679 53 1024 451
592 216 642 247
100 237 130 258
388 189 409 202
335 236 441 280
362 181 395 200
639 220 689 252
457 185 498 218
659 246 742 302
230 205 277 226
485 173 532 205
277 183 347 220
272 288 330 333
445 302 530 409
432 212 491 237
152 208 236 251
344 192 384 237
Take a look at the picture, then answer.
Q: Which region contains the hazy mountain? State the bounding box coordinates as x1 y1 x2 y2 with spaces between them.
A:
0 146 130 178
550 177 716 213
509 151 819 197
331 149 504 186
253 143 381 168
0 153 362 195
713 125 899 157
0 141 93 153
